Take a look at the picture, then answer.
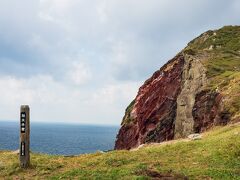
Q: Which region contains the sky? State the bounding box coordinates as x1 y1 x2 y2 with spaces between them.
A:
0 0 239 125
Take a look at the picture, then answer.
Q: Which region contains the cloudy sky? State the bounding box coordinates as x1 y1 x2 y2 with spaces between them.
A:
0 0 239 125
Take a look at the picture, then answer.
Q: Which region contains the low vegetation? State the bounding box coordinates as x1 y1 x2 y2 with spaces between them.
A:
121 100 135 125
185 25 240 119
0 123 239 179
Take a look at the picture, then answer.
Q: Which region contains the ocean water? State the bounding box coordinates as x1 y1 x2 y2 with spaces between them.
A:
0 121 119 155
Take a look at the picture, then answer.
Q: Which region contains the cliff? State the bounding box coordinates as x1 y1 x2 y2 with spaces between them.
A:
115 25 240 150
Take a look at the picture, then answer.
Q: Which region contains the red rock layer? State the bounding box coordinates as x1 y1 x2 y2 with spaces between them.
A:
192 90 230 133
115 55 185 150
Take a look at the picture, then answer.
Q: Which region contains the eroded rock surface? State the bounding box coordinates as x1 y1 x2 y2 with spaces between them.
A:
115 55 184 150
174 54 207 138
115 26 240 150
192 90 230 132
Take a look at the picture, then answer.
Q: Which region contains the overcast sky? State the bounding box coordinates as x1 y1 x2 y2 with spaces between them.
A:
0 0 239 125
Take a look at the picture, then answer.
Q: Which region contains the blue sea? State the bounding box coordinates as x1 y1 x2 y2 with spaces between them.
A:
0 121 119 155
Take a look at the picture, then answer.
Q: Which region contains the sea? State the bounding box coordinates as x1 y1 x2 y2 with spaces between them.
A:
0 121 119 155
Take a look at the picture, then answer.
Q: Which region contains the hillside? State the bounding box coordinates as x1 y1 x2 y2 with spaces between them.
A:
115 25 240 150
0 124 239 179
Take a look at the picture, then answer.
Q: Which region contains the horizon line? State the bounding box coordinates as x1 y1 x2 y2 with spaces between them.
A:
0 119 120 127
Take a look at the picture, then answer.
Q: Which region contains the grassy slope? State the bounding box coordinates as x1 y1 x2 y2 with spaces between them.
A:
186 25 240 119
0 124 239 179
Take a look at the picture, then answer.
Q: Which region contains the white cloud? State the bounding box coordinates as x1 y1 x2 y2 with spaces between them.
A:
0 0 239 124
0 76 34 105
0 75 65 105
92 81 141 104
0 75 65 122
67 62 92 86
0 74 140 125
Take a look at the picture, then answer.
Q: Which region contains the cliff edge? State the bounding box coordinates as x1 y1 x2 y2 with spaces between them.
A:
115 25 240 150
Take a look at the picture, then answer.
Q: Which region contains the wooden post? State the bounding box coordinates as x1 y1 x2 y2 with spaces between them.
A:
19 105 30 168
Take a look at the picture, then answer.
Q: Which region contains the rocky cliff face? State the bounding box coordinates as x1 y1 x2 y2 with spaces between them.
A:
115 26 240 150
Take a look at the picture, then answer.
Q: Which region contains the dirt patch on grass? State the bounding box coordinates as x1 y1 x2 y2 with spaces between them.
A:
136 169 188 180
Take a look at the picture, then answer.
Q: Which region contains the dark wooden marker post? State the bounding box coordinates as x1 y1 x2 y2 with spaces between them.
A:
20 105 30 168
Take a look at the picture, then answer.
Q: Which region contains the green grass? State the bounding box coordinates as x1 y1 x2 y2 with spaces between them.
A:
184 25 240 118
204 51 240 117
0 124 239 179
185 26 240 78
121 100 135 125
187 26 240 53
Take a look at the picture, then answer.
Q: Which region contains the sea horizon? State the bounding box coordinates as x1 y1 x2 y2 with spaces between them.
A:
0 119 120 127
0 121 119 155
